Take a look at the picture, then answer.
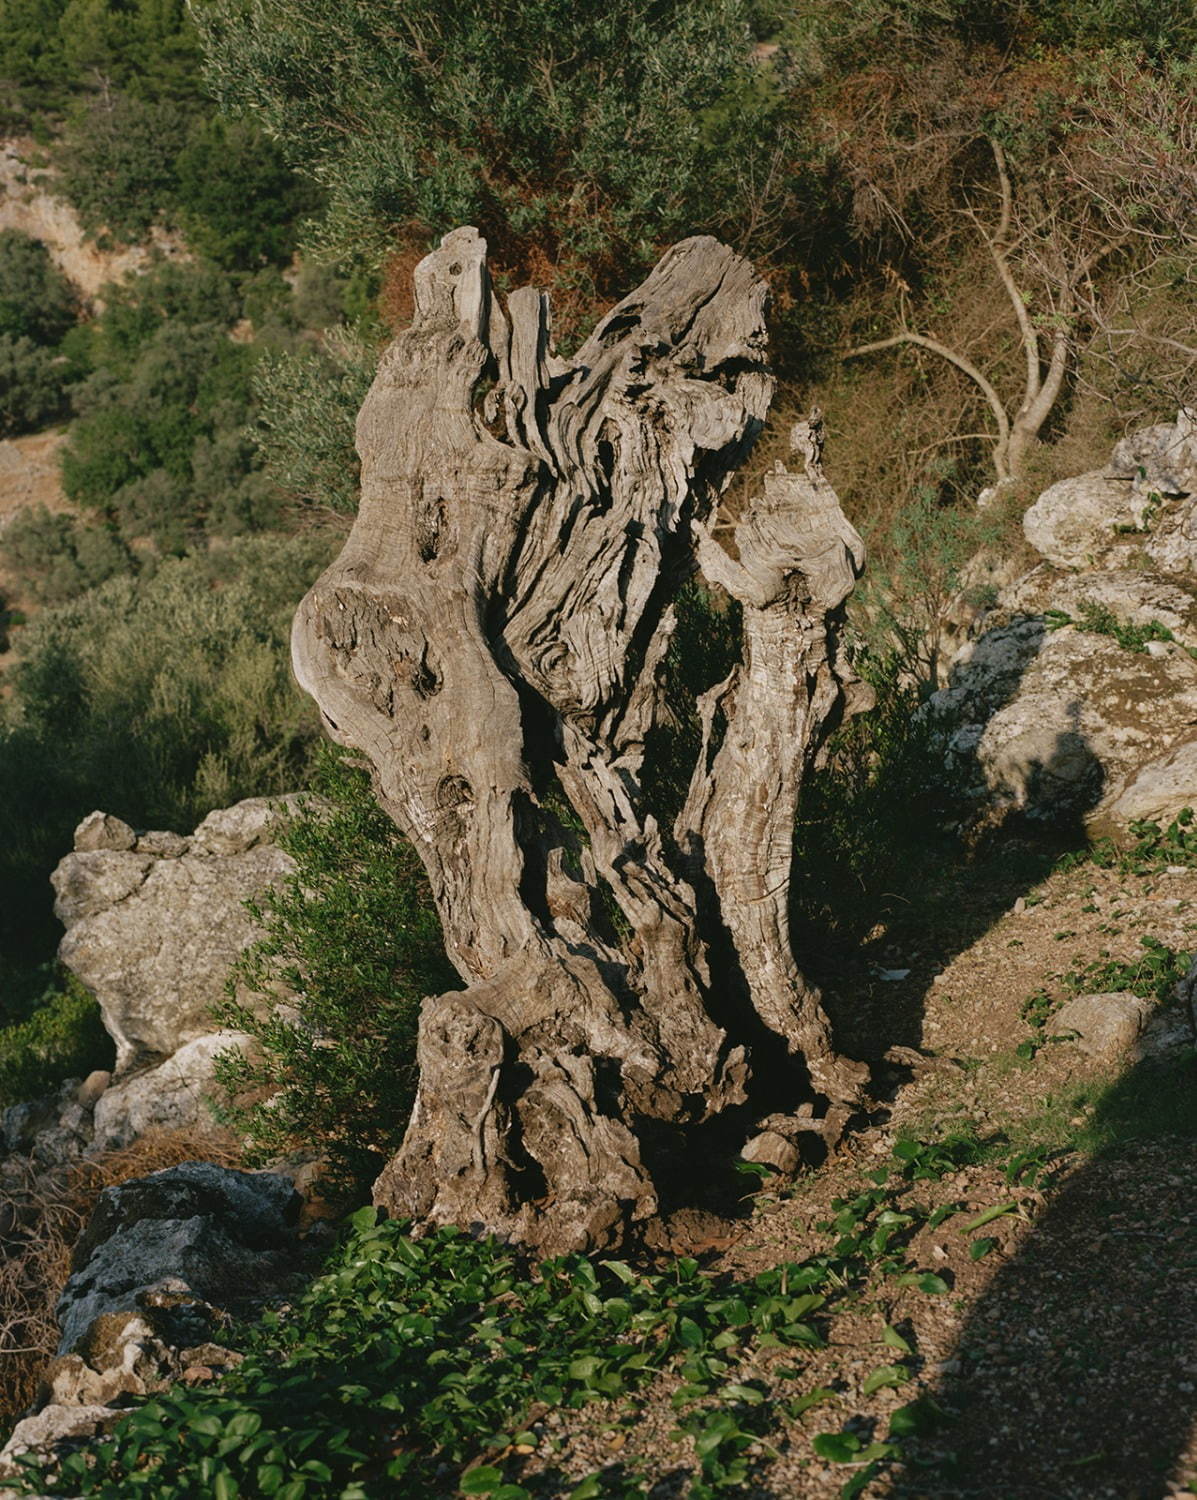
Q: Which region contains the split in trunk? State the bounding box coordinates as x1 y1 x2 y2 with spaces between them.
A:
292 227 871 1253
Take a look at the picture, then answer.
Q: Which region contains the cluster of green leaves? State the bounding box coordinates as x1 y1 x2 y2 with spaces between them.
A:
1063 935 1188 1008
0 228 85 436
57 260 286 553
58 97 318 267
1044 601 1188 656
252 338 375 517
1083 807 1197 876
20 1138 994 1500
1018 930 1189 1059
0 534 330 961
215 751 454 1188
195 0 798 315
0 970 111 1107
0 507 131 605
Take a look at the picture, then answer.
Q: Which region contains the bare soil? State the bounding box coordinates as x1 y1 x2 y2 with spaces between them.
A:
513 850 1197 1498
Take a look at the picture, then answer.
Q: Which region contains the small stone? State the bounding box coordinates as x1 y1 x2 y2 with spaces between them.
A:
76 1070 111 1108
73 812 136 853
1053 991 1152 1058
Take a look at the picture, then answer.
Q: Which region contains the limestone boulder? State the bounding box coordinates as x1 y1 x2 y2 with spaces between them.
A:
930 616 1197 822
1022 409 1197 574
1099 740 1197 833
1052 992 1153 1057
90 1032 253 1150
51 799 302 1072
0 1403 116 1482
56 1162 300 1355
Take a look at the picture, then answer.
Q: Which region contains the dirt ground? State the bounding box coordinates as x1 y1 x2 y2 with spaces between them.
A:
512 849 1197 1499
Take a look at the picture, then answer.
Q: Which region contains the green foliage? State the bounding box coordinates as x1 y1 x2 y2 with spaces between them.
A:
56 94 194 243
0 230 77 346
252 339 375 516
1063 935 1188 1008
0 0 203 121
857 484 1004 692
1044 600 1184 655
172 115 319 270
196 0 798 303
24 1139 979 1498
0 334 68 435
0 505 132 603
0 971 113 1108
641 582 741 831
1063 808 1197 877
61 264 275 549
0 533 331 960
215 751 454 1187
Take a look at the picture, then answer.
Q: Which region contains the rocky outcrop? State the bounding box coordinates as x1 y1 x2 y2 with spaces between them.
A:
51 799 300 1075
55 1163 300 1357
0 1401 116 1485
89 1033 251 1152
930 413 1197 831
1022 408 1197 572
932 615 1197 822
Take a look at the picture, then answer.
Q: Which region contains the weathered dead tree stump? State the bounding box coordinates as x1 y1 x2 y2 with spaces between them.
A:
292 228 870 1252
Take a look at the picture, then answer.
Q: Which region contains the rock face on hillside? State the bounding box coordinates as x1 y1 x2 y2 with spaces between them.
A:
51 799 299 1074
932 411 1197 830
1022 408 1197 572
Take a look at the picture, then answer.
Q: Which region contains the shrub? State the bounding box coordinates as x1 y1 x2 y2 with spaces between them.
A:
252 338 375 516
216 750 454 1188
197 0 798 310
0 230 77 346
0 505 133 603
61 316 265 548
0 533 333 961
0 973 112 1110
57 92 195 243
0 334 67 435
172 115 319 270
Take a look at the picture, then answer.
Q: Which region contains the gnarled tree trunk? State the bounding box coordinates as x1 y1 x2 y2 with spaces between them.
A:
292 228 869 1252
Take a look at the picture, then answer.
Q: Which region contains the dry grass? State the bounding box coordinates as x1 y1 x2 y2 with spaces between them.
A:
0 1128 242 1431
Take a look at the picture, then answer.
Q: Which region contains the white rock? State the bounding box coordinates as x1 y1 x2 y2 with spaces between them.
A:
1053 992 1152 1057
51 798 298 1071
1023 471 1144 569
1101 740 1197 832
0 1404 117 1480
931 622 1197 824
90 1032 254 1150
72 812 136 854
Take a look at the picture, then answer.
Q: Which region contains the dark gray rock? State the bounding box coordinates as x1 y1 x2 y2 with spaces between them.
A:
56 1163 299 1356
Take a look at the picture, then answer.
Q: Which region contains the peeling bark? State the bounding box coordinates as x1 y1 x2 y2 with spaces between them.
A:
292 228 870 1252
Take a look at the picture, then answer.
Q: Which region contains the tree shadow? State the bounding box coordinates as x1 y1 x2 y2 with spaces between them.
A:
898 1044 1197 1498
791 614 1106 1081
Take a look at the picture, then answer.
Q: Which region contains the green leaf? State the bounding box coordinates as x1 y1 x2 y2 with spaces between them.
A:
719 1383 765 1404
787 1387 837 1417
813 1431 862 1463
895 1271 949 1294
889 1398 942 1438
569 1479 602 1500
969 1236 997 1261
568 1355 601 1382
862 1363 910 1396
962 1201 1018 1232
214 1473 239 1500
882 1324 913 1355
841 1460 884 1499
460 1467 505 1495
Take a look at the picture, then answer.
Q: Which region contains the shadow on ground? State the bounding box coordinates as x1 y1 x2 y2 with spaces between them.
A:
899 1051 1197 1498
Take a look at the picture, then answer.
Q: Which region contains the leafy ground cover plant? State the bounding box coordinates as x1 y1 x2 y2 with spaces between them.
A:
16 1137 1020 1500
